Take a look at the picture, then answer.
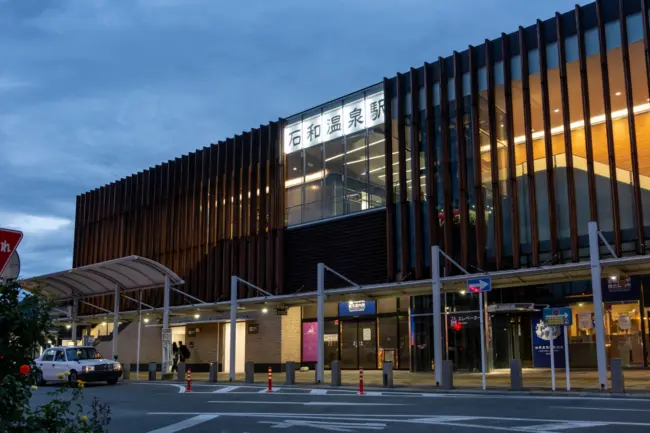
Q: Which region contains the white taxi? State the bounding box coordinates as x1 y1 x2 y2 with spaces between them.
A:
34 346 122 386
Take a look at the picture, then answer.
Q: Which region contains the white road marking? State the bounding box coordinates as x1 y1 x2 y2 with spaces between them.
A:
147 412 650 428
212 386 240 393
512 421 609 431
208 400 405 406
259 420 386 431
553 406 650 412
309 389 328 395
259 387 281 393
146 414 219 433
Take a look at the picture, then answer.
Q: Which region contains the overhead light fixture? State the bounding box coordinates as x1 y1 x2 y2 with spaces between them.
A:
610 275 617 281
460 290 466 295
143 318 150 324
615 91 622 96
578 303 584 307
101 321 107 326
66 325 71 329
194 314 200 319
262 307 269 314
554 108 560 113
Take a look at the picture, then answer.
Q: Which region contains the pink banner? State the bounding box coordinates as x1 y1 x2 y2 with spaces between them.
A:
302 322 318 362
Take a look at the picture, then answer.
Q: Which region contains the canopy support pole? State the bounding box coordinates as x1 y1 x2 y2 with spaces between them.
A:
589 221 608 390
316 263 325 384
71 298 78 344
162 276 172 374
136 288 142 380
229 275 237 382
112 284 120 360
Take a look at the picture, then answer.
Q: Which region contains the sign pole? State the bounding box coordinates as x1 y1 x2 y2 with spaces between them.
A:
564 325 571 391
549 328 556 391
478 292 486 391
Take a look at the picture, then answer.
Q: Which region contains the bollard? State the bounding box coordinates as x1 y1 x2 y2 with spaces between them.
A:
285 362 295 385
358 368 365 395
382 361 393 388
148 362 157 381
245 361 255 384
186 368 192 393
611 358 625 393
209 362 218 383
122 365 130 381
331 360 341 386
267 366 273 392
177 362 186 382
441 360 454 390
509 359 523 391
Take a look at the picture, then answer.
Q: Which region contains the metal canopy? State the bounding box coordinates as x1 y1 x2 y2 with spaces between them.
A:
21 256 184 301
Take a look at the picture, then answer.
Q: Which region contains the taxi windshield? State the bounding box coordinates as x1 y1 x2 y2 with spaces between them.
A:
66 348 101 361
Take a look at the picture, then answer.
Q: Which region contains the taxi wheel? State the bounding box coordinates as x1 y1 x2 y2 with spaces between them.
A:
68 371 78 388
35 371 46 386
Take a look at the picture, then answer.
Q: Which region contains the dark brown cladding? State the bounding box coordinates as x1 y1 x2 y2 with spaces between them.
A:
76 123 285 314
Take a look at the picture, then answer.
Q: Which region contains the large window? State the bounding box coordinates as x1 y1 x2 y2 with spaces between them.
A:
284 85 386 226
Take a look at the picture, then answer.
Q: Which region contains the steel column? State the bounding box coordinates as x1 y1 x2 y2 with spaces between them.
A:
316 263 325 383
229 275 237 382
588 221 608 390
112 284 119 360
162 275 172 374
432 245 442 386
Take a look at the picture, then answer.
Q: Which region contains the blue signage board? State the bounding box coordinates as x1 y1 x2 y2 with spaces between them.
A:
338 300 376 317
531 312 566 368
542 307 573 326
467 277 491 293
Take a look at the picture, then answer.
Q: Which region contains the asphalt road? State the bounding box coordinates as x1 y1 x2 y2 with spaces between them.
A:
30 381 650 432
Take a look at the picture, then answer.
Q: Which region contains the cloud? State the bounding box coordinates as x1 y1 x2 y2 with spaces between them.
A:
0 0 591 276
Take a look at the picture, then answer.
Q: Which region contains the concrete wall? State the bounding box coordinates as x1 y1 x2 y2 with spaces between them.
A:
182 323 219 363
281 307 301 363
245 313 282 364
95 322 162 364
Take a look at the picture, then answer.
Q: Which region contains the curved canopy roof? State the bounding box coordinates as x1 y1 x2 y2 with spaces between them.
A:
21 256 184 300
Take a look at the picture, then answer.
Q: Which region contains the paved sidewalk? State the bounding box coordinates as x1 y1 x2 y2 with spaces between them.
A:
136 368 650 393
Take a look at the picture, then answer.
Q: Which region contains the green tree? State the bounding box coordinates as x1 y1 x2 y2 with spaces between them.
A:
0 280 111 432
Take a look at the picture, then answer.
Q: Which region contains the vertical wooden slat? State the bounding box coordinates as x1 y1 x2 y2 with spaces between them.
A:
224 139 234 298
396 73 410 278
249 129 259 287
556 14 580 262
439 57 453 274
207 145 218 300
469 46 485 269
267 123 276 292
409 68 424 279
620 0 645 254
596 0 622 256
181 154 191 299
454 52 470 269
200 147 209 301
73 195 81 268
383 78 396 281
536 21 560 263
240 133 250 296
487 40 504 269
258 126 268 288
275 120 285 294
576 5 599 225
519 26 540 267
424 63 440 252
502 33 521 268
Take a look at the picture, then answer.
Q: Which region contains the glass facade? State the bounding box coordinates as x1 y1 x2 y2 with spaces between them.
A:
284 85 387 226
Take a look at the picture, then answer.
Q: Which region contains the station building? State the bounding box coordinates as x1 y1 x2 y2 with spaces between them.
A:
46 0 650 374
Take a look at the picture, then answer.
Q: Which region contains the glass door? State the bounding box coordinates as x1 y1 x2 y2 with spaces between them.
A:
358 319 377 369
340 320 359 369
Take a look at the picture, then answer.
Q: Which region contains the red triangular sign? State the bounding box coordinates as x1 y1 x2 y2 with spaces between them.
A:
0 228 23 276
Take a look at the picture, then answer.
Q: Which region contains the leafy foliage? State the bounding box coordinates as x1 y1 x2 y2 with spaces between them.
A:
0 280 111 432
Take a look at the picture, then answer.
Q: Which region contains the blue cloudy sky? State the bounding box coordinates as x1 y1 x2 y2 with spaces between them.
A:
0 0 589 277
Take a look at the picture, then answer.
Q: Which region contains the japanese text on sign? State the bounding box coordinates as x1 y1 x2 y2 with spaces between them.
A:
284 91 385 154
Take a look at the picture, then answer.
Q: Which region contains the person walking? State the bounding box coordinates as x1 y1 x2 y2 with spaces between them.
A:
171 342 179 372
179 341 191 363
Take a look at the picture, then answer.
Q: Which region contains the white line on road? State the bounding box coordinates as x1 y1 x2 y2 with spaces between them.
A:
309 389 328 395
212 386 240 393
208 400 405 406
258 387 280 393
553 406 650 412
146 414 219 433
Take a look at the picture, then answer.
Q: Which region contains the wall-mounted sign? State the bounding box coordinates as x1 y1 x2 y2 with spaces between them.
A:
324 334 338 343
601 276 640 302
447 312 480 329
284 91 385 154
302 322 318 362
618 314 631 331
247 324 260 334
276 308 288 316
338 300 376 317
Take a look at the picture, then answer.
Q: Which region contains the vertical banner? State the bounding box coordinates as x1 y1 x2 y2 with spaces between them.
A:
531 312 565 368
302 322 319 362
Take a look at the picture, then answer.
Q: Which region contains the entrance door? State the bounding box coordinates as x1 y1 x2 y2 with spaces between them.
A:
340 319 377 369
